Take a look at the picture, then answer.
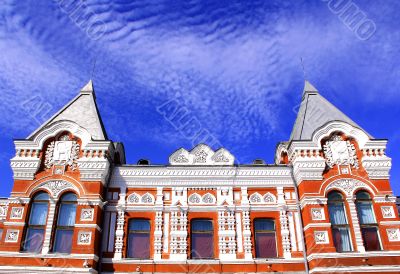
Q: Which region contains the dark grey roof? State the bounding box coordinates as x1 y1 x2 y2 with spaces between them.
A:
290 81 371 141
28 80 108 140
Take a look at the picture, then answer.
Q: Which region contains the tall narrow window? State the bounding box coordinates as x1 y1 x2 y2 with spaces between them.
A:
254 219 277 258
53 193 77 253
191 219 214 259
328 191 352 252
127 219 150 259
356 191 381 251
102 212 117 253
23 192 49 252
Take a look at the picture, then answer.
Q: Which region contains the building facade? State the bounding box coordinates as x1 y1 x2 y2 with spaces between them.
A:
0 80 399 274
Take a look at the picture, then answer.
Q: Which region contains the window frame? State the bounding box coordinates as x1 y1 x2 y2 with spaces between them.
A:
253 218 278 258
327 191 353 253
126 218 151 259
190 219 214 259
22 191 50 253
52 192 77 254
355 191 382 251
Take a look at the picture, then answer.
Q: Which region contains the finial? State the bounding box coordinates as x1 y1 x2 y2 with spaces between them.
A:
300 57 307 80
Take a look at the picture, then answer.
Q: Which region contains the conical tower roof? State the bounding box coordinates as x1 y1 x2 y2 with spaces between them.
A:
28 80 108 140
290 81 371 141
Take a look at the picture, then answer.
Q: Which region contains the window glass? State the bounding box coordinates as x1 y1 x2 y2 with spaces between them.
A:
254 219 277 258
53 193 77 254
328 191 352 252
127 219 150 259
191 219 214 259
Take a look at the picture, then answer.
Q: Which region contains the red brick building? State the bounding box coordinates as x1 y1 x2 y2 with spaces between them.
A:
0 80 399 273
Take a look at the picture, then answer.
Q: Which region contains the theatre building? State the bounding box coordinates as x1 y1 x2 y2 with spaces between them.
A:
0 80 399 274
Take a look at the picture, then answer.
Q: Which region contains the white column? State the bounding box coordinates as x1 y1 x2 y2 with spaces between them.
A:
277 187 291 259
169 209 187 260
114 189 126 260
42 199 57 254
241 187 252 260
235 212 243 253
347 197 365 252
288 212 297 252
218 209 236 260
163 212 170 253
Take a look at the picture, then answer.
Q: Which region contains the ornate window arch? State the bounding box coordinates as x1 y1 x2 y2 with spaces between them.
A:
32 180 80 200
323 179 376 198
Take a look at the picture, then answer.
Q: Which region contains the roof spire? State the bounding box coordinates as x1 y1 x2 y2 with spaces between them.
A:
303 80 318 98
80 79 94 94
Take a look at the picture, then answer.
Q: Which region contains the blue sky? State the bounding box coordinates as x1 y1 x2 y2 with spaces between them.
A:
0 0 399 197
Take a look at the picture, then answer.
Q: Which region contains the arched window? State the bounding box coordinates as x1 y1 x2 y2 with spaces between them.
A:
53 193 77 253
23 192 50 252
127 219 150 259
191 219 214 259
356 191 381 251
254 219 277 258
327 191 352 252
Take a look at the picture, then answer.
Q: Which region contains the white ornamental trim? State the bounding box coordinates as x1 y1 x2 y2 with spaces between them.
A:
10 207 24 220
80 208 94 221
126 192 155 205
325 179 372 197
311 208 325 221
314 231 329 244
77 231 92 245
188 193 216 205
387 229 400 242
249 192 277 204
0 205 8 219
323 135 359 169
44 139 80 170
34 180 79 198
381 206 395 219
5 229 19 243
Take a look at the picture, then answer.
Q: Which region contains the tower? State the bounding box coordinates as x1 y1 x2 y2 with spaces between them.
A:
276 81 400 273
1 81 124 272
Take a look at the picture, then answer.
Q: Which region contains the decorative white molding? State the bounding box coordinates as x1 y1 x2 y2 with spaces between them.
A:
311 208 325 221
10 207 24 220
249 192 277 205
44 139 80 171
169 144 234 166
126 192 155 205
80 208 94 221
381 206 395 219
362 155 392 180
0 205 8 220
10 158 41 180
292 156 326 183
324 179 373 197
5 229 19 243
34 180 79 198
188 193 216 205
387 229 400 242
314 231 329 244
323 135 359 169
77 231 92 245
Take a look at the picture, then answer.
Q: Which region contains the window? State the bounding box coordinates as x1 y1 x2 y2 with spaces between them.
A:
53 193 77 253
23 192 49 252
191 219 214 259
127 219 150 259
356 191 381 251
0 229 3 241
102 212 117 252
327 191 352 252
254 219 277 258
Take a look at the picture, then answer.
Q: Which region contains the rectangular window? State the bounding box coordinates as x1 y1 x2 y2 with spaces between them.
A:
0 229 3 241
332 227 352 252
254 219 277 258
127 219 150 259
102 212 117 253
191 219 214 259
361 227 381 251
